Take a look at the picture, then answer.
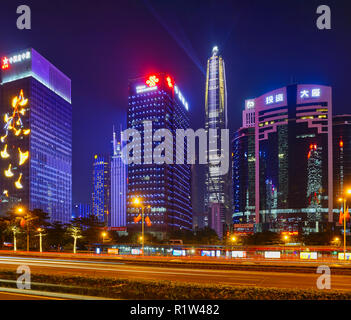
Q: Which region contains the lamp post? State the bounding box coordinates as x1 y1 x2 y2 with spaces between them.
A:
230 236 237 252
101 232 107 244
133 197 150 256
37 228 43 253
12 226 18 252
338 188 351 261
283 235 289 245
16 207 32 252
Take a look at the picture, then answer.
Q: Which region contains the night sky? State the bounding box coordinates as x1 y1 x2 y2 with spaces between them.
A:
0 0 350 207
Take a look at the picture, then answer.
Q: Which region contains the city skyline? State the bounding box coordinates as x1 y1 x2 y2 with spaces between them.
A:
0 0 351 304
0 0 349 207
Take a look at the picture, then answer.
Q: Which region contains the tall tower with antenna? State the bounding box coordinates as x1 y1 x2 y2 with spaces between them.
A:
204 46 231 237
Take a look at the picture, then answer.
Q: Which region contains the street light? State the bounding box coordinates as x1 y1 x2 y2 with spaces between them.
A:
16 206 32 252
338 188 351 261
133 197 150 256
37 228 44 253
101 231 107 244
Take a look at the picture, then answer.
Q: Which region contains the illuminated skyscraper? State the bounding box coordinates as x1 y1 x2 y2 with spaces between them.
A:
92 154 110 224
110 127 127 227
127 73 192 239
234 84 333 233
72 203 91 219
333 115 351 213
204 46 231 235
0 48 72 223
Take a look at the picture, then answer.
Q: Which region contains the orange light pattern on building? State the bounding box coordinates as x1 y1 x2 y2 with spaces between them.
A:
1 90 30 195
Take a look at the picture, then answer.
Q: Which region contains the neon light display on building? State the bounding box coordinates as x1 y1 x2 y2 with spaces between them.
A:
1 90 30 194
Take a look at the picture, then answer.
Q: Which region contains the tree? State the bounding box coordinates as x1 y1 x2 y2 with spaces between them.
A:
46 221 68 251
0 217 11 248
243 232 281 245
71 215 105 246
168 229 195 244
193 227 220 245
67 226 82 254
10 226 20 251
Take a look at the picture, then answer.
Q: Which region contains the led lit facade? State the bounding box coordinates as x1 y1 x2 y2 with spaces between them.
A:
92 154 110 224
234 84 333 233
110 127 127 227
0 48 72 223
232 125 255 224
204 46 231 233
333 114 351 214
127 73 192 238
72 203 91 219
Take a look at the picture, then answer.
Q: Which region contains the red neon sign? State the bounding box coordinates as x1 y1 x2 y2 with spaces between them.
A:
166 76 173 88
1 57 9 70
146 75 159 87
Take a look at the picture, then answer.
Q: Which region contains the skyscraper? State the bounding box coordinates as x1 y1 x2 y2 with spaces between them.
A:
333 114 351 213
92 154 110 224
126 73 192 239
0 48 72 223
110 127 127 227
72 203 91 219
204 46 231 236
235 84 333 233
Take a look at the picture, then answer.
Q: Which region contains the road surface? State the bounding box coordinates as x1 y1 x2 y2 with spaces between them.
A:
0 256 350 291
0 291 61 300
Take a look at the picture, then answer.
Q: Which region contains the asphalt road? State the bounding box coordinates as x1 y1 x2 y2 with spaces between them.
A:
0 291 62 300
0 256 350 291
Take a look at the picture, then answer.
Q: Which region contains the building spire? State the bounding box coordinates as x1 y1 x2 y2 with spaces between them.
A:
112 125 117 156
212 46 219 56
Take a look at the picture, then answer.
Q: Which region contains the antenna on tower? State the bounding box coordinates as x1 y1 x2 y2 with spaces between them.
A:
112 125 117 156
212 46 219 56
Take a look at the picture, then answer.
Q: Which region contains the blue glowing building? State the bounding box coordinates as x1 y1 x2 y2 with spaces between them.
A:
110 127 127 227
0 48 72 223
92 154 110 224
127 73 192 238
72 203 91 219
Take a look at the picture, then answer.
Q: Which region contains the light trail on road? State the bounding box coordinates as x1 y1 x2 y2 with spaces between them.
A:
0 256 350 291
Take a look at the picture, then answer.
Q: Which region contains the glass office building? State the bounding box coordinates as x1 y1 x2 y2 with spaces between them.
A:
0 48 72 223
110 127 127 227
92 154 110 224
72 203 91 219
127 73 192 238
235 84 333 233
232 126 256 224
204 46 231 232
333 114 351 215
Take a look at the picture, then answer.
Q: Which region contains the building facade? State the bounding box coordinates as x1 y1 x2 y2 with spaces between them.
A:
110 127 127 227
92 154 110 224
0 48 72 223
204 46 231 235
126 73 192 238
234 84 333 233
72 203 91 219
232 125 256 224
333 114 351 214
